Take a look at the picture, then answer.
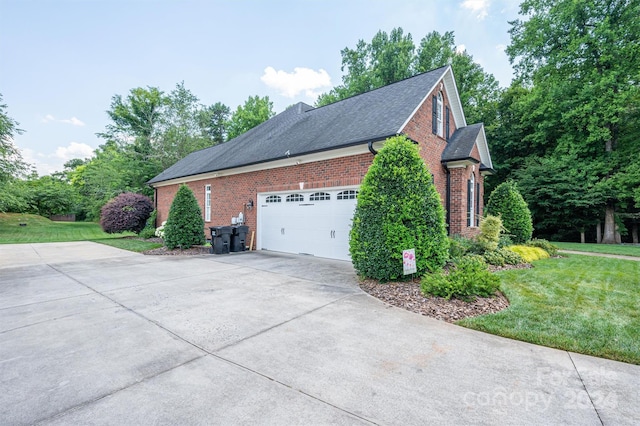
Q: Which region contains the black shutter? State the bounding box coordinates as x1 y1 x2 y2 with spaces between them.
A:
467 179 472 227
445 106 450 141
432 95 438 134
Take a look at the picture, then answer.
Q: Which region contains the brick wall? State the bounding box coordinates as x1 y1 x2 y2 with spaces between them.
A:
155 154 373 239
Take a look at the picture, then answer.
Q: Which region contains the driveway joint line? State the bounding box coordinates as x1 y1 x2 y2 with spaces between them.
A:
43 266 373 424
34 354 207 425
568 351 604 425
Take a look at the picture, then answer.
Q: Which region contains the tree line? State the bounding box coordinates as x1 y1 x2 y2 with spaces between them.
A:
1 0 639 243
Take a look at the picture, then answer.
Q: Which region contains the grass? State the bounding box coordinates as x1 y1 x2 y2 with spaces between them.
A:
95 238 163 253
459 254 640 364
0 213 163 252
0 213 137 243
555 241 640 257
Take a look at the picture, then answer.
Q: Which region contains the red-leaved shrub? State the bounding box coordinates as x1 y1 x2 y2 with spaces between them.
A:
100 193 154 234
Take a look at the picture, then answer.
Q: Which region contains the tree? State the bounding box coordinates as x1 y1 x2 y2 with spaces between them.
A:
198 102 230 144
0 94 30 181
163 184 205 249
486 181 533 244
227 95 275 140
507 0 640 243
316 28 502 130
350 136 449 281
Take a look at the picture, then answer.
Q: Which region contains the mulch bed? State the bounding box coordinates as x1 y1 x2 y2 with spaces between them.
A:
358 263 532 323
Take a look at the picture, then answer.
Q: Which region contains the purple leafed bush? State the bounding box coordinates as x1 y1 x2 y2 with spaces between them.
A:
100 193 154 234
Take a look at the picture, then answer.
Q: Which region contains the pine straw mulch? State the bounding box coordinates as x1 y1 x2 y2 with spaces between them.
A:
358 263 532 323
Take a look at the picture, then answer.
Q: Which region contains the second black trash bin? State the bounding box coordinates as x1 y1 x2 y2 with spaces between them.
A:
230 225 249 252
210 226 232 254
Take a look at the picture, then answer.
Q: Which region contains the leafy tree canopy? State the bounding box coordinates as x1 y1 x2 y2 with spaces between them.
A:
227 95 275 140
0 94 30 181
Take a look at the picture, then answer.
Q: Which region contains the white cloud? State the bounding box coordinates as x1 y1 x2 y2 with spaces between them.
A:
495 43 507 53
261 66 332 99
461 0 490 20
22 142 95 176
456 44 467 54
41 114 85 126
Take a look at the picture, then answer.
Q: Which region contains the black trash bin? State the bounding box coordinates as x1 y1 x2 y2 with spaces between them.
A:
230 225 249 252
210 226 232 254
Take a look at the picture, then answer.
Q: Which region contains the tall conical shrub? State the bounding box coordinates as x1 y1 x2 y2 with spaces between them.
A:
349 136 449 281
486 181 533 244
163 185 205 249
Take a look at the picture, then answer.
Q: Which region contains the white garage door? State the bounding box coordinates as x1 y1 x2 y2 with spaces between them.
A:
257 187 358 261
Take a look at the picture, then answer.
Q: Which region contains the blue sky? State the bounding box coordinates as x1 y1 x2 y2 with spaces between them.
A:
1 0 520 175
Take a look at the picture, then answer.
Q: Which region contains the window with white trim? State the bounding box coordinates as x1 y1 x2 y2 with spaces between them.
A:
286 193 304 202
265 195 282 203
205 185 211 222
337 190 358 200
467 174 475 227
436 92 444 137
309 192 330 201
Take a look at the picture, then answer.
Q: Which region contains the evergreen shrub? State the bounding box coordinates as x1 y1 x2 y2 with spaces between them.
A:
476 214 503 252
420 255 500 300
486 181 533 244
163 185 205 249
526 238 558 256
483 248 524 266
100 192 153 234
138 210 157 239
507 245 549 262
350 136 449 281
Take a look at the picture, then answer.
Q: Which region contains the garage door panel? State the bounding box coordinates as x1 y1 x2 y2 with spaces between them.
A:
258 188 358 261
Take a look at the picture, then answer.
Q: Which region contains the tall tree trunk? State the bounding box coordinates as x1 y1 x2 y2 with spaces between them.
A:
632 223 638 244
596 222 602 243
580 231 586 244
601 202 617 244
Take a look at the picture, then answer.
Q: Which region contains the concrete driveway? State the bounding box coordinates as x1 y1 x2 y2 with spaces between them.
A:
1 242 638 425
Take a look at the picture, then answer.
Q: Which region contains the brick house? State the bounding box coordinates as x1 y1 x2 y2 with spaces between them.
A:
148 65 494 261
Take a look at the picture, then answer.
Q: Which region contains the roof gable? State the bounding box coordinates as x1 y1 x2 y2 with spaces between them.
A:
149 66 453 185
442 123 493 169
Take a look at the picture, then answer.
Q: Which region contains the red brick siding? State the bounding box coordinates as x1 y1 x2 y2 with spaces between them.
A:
156 154 372 238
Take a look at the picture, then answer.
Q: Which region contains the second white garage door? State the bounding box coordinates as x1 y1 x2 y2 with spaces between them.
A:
257 187 358 261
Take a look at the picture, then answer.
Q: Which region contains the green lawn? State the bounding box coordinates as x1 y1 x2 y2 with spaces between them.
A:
555 241 640 257
0 213 164 252
459 254 640 364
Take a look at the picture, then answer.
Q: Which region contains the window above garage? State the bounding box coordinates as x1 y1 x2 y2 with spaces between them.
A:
310 192 330 201
286 193 304 202
337 190 358 200
266 195 282 203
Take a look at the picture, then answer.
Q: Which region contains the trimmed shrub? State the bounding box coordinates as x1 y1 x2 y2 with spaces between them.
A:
449 235 474 260
476 214 503 252
421 255 500 301
486 181 533 244
350 136 449 281
507 245 549 263
483 248 524 266
163 185 205 249
138 210 158 239
526 238 559 256
100 192 153 234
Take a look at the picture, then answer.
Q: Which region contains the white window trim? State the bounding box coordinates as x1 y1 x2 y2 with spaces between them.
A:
205 185 211 222
437 92 444 137
469 174 475 227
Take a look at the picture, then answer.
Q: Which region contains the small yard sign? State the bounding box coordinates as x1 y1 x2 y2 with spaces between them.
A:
403 249 417 275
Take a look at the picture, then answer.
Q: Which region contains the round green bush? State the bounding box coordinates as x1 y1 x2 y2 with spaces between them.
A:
163 185 205 249
349 136 449 281
486 181 533 244
100 192 154 234
420 255 500 300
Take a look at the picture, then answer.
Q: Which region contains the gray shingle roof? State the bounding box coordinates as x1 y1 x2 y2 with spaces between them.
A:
148 66 449 184
441 123 484 163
